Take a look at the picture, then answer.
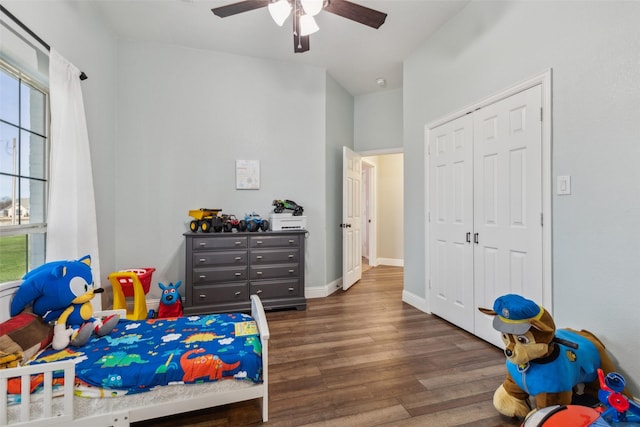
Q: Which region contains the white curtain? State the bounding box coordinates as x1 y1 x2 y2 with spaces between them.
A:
47 49 102 294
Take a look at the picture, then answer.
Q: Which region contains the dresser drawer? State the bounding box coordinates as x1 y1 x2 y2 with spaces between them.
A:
251 248 299 264
250 235 300 249
192 250 247 267
251 279 301 299
250 264 299 280
192 236 248 251
191 283 248 306
193 266 248 283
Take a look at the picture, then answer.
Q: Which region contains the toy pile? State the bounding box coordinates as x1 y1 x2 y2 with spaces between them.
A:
478 294 638 427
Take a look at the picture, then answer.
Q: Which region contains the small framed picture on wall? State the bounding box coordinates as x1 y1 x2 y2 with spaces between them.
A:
236 160 260 190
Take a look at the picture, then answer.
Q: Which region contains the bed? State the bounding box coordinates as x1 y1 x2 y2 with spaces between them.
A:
0 280 269 426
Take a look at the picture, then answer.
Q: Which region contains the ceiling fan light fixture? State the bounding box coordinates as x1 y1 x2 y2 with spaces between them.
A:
268 0 292 26
299 14 319 36
300 0 324 16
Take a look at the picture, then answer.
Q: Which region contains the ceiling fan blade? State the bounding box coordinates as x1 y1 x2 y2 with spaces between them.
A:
293 11 310 53
324 0 387 29
211 0 270 18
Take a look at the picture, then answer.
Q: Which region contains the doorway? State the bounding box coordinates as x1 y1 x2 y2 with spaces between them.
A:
360 152 404 268
361 160 375 273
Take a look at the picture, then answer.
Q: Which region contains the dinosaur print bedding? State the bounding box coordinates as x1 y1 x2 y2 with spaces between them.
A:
25 312 263 396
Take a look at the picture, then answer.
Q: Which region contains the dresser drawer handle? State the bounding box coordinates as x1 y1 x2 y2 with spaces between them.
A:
235 256 242 261
288 287 295 292
234 291 241 296
198 294 206 299
288 239 295 244
198 242 207 246
199 275 207 279
288 254 294 258
234 241 242 245
255 289 262 294
199 258 206 263
256 271 263 276
234 272 242 276
256 240 263 245
256 255 263 260
288 269 295 274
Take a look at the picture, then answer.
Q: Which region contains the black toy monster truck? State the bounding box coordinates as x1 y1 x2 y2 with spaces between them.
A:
272 199 304 216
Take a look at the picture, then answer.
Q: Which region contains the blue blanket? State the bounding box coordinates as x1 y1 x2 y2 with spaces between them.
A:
28 313 262 395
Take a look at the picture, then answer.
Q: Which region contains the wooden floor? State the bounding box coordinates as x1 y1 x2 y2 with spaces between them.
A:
134 266 520 427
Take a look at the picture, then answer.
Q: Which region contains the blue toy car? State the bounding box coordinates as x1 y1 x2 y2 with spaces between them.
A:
244 212 270 232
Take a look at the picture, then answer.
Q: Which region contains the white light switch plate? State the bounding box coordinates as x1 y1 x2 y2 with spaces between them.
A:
557 175 571 195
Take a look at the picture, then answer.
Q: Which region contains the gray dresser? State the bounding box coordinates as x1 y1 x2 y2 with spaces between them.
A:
184 230 307 314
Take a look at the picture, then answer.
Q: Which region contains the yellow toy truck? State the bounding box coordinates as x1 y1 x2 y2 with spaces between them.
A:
188 208 223 233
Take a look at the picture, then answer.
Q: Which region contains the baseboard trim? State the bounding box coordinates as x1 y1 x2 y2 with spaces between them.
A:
305 278 342 299
375 258 404 267
402 289 429 313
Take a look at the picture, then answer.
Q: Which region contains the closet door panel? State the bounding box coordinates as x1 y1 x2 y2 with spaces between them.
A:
428 114 474 333
473 85 543 347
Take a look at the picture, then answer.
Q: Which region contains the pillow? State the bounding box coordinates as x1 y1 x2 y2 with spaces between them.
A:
0 312 53 368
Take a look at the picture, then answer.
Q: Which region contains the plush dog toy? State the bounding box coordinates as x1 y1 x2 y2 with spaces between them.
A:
479 294 622 418
157 281 183 318
10 255 119 350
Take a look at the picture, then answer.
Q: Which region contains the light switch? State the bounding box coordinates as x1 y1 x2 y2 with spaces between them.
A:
557 175 571 195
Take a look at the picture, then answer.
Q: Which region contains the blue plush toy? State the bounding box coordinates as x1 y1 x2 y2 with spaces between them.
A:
157 281 183 318
10 255 119 350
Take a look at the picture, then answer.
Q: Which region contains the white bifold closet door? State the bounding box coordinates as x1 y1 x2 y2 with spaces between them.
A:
429 84 543 348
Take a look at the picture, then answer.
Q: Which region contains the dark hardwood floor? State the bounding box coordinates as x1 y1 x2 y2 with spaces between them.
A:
134 266 521 426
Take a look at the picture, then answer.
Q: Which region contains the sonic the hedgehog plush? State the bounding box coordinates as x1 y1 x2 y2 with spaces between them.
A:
479 294 625 418
10 255 119 350
157 281 183 318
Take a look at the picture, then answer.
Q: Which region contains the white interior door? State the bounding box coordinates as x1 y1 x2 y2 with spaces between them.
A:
428 114 475 333
427 84 544 347
473 85 543 347
342 146 362 290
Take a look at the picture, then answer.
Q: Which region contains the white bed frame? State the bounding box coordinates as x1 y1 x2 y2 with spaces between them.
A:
0 281 269 426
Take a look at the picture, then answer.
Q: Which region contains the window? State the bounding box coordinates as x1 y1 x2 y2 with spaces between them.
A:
0 60 48 282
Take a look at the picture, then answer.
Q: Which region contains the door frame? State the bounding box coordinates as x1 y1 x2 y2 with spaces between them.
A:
424 69 553 314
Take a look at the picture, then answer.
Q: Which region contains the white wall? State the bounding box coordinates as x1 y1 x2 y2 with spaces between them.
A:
375 153 403 265
403 1 640 393
116 41 328 296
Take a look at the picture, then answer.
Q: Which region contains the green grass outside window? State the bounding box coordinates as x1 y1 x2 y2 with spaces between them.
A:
0 235 27 282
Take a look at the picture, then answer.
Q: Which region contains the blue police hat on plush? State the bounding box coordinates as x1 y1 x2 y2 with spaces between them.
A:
490 294 543 335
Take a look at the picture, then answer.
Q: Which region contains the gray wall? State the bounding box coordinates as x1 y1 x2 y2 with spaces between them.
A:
354 88 402 152
3 1 119 289
325 74 354 286
4 2 348 303
116 41 328 295
403 0 640 392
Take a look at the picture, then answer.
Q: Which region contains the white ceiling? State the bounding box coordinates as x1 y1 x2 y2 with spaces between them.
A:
91 0 469 95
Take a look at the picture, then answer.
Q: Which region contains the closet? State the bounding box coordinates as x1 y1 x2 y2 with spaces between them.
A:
427 83 546 348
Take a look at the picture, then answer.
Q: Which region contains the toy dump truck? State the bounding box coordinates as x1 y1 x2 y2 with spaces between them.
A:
188 208 223 233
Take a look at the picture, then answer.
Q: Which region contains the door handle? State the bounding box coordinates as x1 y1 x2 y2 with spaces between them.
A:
474 233 479 244
466 232 471 243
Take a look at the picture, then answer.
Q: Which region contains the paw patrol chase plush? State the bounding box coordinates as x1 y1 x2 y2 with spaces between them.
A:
10 255 119 350
479 294 623 418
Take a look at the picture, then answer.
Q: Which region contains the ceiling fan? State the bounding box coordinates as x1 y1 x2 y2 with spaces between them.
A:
211 0 387 53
